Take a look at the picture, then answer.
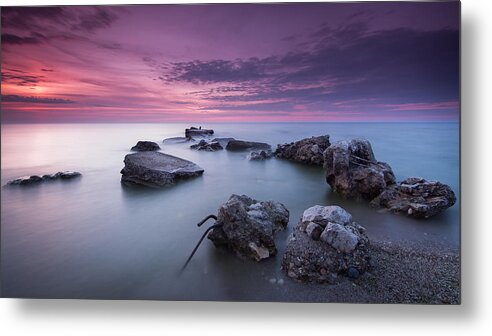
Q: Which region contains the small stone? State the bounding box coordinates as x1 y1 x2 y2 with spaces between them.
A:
305 222 323 240
347 267 360 279
131 141 160 151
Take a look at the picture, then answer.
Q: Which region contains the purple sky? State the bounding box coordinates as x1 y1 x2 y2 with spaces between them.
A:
1 2 460 123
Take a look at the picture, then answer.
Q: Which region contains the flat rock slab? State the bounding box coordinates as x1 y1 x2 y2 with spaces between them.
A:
225 140 271 151
120 152 204 188
7 171 81 185
185 127 214 138
163 137 191 144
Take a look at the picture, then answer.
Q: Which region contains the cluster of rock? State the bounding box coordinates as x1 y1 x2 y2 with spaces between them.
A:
190 139 223 151
131 141 160 151
275 135 330 166
323 139 456 218
7 171 81 185
120 151 204 188
247 150 273 161
185 126 214 138
207 194 289 261
282 205 370 283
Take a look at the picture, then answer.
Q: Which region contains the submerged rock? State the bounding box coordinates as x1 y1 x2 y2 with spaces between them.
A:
163 137 191 144
370 177 457 218
212 137 235 147
225 140 271 151
247 150 272 160
324 139 396 201
120 151 204 188
190 139 223 151
282 205 370 283
7 171 81 185
131 141 160 151
185 126 214 138
207 194 289 261
275 135 330 166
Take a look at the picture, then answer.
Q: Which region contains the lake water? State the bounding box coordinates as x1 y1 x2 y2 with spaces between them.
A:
0 122 459 301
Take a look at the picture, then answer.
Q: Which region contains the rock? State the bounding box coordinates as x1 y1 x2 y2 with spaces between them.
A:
225 140 272 151
212 137 235 147
347 267 360 279
282 205 370 283
190 139 223 151
7 171 81 185
163 137 191 144
305 222 323 240
275 135 330 165
370 177 456 218
320 222 359 253
324 139 396 200
207 194 289 261
120 151 204 188
247 150 272 160
185 127 214 138
131 141 160 151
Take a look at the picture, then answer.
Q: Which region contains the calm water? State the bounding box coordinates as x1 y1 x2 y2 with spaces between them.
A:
0 122 459 300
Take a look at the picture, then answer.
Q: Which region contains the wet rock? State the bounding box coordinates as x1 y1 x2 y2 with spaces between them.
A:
225 140 272 151
324 139 396 200
275 135 330 166
7 171 81 185
247 150 272 160
120 151 204 188
190 139 223 151
305 222 323 240
131 141 160 151
212 137 235 147
282 205 370 283
185 126 214 138
208 194 289 261
370 177 457 218
163 137 191 144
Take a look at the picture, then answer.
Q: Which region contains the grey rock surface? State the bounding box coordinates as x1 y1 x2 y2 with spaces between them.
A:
275 135 330 166
185 127 214 138
7 171 81 185
225 139 272 151
282 205 370 283
208 194 289 261
247 150 273 160
120 151 204 188
190 139 223 151
370 177 457 218
324 138 396 200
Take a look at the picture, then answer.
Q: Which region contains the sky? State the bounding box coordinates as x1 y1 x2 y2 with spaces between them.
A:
1 2 460 123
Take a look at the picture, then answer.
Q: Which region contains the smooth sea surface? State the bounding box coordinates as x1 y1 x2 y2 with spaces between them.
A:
0 122 459 301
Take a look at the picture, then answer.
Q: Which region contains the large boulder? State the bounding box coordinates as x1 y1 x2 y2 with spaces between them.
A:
185 127 214 138
190 139 223 151
282 205 370 283
131 141 160 151
120 152 204 188
275 135 330 166
370 177 457 218
7 171 81 185
324 139 396 200
225 140 271 151
207 194 289 261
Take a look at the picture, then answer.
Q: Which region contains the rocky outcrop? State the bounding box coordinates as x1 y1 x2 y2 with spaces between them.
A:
120 152 204 188
282 205 370 283
247 150 272 160
190 139 223 151
212 137 235 147
131 141 160 151
370 177 457 218
207 194 289 261
7 171 81 185
324 139 396 201
185 127 214 138
275 135 330 166
225 140 271 151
